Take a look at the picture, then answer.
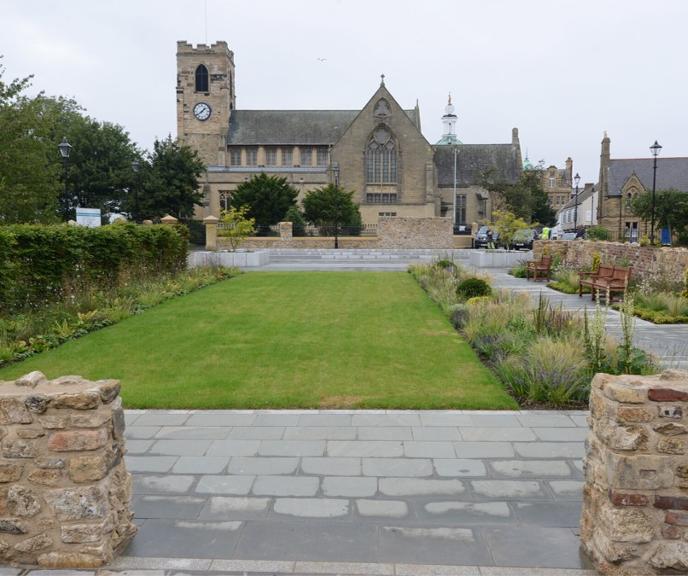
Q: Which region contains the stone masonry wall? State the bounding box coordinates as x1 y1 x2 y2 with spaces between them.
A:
534 240 688 286
214 217 454 250
580 370 688 574
376 217 453 249
0 371 136 568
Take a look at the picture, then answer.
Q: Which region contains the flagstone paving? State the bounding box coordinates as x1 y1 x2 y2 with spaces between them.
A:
58 408 600 574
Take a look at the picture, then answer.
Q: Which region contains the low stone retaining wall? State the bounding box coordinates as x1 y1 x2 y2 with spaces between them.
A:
580 370 688 574
188 250 269 267
534 240 688 285
0 372 135 568
208 217 455 250
469 250 531 268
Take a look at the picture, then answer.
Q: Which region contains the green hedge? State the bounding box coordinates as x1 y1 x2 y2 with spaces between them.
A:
0 223 188 313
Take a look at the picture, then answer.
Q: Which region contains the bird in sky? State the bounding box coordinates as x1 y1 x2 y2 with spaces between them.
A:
316 57 327 63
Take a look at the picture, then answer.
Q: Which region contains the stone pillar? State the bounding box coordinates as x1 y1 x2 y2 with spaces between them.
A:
279 221 293 241
581 370 688 575
160 214 178 225
204 215 219 251
0 371 136 568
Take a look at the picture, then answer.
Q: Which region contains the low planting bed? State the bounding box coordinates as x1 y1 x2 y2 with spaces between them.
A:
410 260 658 407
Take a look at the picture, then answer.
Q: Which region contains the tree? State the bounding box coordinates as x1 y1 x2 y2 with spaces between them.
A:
492 210 529 249
59 114 140 222
229 173 297 229
302 184 362 229
481 165 556 226
284 205 306 236
631 188 688 245
133 136 206 220
0 62 74 223
219 206 255 251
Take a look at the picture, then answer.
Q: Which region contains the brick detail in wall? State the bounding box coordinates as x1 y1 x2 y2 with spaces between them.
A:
580 370 688 574
0 371 136 568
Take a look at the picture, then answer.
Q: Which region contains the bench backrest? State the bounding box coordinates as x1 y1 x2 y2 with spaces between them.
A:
612 266 632 282
540 255 552 266
595 264 614 279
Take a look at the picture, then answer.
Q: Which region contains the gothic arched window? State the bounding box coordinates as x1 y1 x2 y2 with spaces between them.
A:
365 126 397 184
195 64 209 92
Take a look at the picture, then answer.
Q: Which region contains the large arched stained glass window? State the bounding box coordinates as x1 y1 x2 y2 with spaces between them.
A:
365 126 397 184
195 64 209 92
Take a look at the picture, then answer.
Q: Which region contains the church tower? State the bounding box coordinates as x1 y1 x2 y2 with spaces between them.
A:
176 41 235 166
436 94 461 145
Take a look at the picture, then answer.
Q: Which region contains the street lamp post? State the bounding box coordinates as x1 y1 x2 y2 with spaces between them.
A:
58 137 72 220
573 172 581 233
650 140 662 245
333 163 340 249
131 159 141 222
452 145 458 232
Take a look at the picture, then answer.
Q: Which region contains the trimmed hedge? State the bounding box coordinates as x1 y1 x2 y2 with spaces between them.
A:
0 223 188 313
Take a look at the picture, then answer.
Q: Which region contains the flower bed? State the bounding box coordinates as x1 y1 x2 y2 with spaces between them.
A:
0 266 238 367
410 260 658 407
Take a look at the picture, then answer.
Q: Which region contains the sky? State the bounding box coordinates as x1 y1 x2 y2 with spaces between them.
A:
3 0 687 184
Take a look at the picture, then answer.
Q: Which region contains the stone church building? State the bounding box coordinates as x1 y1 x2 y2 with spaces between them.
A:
176 41 522 227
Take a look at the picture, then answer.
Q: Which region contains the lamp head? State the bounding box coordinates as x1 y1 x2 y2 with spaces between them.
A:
574 172 581 187
58 137 72 159
650 140 662 157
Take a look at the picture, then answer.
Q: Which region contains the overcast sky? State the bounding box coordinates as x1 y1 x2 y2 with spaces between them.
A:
3 0 686 183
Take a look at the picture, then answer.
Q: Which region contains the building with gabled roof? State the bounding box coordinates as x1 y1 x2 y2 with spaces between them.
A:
176 40 522 228
597 132 688 241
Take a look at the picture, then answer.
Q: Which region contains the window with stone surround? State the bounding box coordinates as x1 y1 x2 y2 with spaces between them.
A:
195 64 209 92
281 147 293 166
245 147 258 166
219 191 231 211
265 147 277 166
366 126 397 184
229 148 242 166
300 147 312 166
366 193 397 204
378 211 397 218
316 147 328 167
455 194 467 226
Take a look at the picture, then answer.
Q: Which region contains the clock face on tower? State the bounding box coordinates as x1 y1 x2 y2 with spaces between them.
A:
193 102 212 121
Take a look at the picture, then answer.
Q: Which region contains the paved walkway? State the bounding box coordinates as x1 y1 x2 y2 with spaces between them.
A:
488 269 688 370
48 408 597 575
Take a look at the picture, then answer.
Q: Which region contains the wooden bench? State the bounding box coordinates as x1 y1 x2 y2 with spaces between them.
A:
579 264 614 297
526 255 552 282
591 266 632 303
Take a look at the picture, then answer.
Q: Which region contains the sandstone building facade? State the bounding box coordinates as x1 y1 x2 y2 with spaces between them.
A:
176 41 522 227
597 132 688 242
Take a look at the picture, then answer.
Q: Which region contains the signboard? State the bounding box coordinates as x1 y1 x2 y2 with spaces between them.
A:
76 207 101 228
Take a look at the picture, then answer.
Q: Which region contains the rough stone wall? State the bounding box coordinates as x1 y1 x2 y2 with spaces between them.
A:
216 218 454 249
580 370 688 575
533 240 688 285
377 217 453 249
0 371 136 568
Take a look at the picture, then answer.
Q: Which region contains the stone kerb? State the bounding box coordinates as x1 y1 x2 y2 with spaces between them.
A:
580 370 688 574
0 371 136 568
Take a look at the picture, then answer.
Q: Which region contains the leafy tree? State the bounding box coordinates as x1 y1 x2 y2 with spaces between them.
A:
219 206 255 251
284 205 306 236
631 188 688 245
133 136 206 220
492 209 528 249
481 165 556 226
302 184 362 229
0 62 74 223
59 114 140 222
229 173 297 228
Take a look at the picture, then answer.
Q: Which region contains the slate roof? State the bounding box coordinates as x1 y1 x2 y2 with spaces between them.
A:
434 144 521 187
607 158 688 196
227 109 420 145
561 185 594 210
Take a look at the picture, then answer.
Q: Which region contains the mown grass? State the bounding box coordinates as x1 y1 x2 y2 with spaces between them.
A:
0 272 516 410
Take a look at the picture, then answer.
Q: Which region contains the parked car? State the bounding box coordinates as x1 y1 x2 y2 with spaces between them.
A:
510 228 535 250
474 225 499 248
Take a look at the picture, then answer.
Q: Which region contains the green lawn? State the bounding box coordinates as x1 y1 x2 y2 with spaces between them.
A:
0 272 516 409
